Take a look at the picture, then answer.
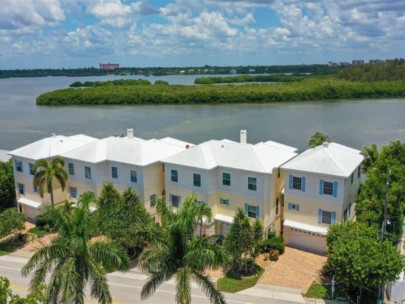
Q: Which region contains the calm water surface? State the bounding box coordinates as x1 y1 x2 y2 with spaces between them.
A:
0 75 404 151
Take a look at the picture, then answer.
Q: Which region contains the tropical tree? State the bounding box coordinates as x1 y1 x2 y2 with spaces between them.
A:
21 192 130 304
308 131 329 148
32 157 68 208
0 208 25 240
0 160 16 209
326 222 404 293
224 209 255 276
361 144 379 173
94 183 154 256
195 201 212 237
139 194 228 304
355 141 405 240
0 276 46 304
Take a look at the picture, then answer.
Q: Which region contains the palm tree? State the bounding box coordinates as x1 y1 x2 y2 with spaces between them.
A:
308 131 329 148
21 192 130 304
361 144 379 173
195 200 212 237
139 195 228 304
33 156 68 208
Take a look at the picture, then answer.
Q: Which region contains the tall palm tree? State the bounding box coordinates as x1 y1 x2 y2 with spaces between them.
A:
21 192 130 304
196 201 212 237
139 195 228 304
33 156 68 208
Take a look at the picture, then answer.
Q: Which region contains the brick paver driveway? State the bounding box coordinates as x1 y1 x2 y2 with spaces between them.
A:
259 247 327 293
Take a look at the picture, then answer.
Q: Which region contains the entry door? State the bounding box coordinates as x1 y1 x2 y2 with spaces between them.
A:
221 222 230 235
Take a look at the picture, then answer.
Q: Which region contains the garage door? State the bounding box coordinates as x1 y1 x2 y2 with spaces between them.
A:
284 227 326 254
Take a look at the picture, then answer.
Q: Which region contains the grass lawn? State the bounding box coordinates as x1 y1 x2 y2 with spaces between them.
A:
28 227 48 238
305 283 348 301
217 265 264 293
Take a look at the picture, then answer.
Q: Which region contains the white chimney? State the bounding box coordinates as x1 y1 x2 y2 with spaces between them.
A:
127 128 134 139
240 129 247 144
322 142 329 148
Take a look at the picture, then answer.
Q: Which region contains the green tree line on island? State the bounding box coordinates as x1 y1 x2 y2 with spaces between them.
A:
194 74 306 84
339 59 405 81
37 78 405 105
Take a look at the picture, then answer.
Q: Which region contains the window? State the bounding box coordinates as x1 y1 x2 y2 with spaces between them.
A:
85 166 91 179
275 198 279 215
357 166 361 178
248 177 257 191
150 194 156 208
247 204 257 219
350 173 354 184
69 186 78 199
29 163 34 175
130 170 137 183
111 166 118 179
322 210 332 224
343 208 348 222
33 184 39 193
222 173 231 186
323 181 334 195
277 168 281 178
288 203 300 211
193 173 201 187
170 194 181 208
220 198 229 206
15 160 23 172
17 183 25 195
171 169 178 182
318 208 336 225
68 163 74 175
292 176 302 190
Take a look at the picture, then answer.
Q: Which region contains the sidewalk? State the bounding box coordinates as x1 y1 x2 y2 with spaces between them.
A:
236 283 305 303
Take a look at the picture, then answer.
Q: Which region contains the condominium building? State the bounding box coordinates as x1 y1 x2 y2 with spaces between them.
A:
8 134 97 220
61 129 193 216
162 130 298 235
281 142 363 253
9 130 364 254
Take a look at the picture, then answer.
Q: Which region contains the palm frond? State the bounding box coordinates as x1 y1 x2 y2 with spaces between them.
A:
89 241 130 272
32 159 49 173
87 259 112 304
53 169 68 191
175 267 191 304
21 242 69 277
185 237 229 272
50 156 65 169
192 271 226 304
140 271 168 300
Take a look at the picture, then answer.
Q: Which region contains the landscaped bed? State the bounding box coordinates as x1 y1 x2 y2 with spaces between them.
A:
217 264 264 293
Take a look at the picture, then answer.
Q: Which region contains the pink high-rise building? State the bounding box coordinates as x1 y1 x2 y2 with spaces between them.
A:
99 63 120 70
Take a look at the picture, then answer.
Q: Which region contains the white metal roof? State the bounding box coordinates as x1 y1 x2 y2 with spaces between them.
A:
8 134 98 160
163 139 298 174
281 142 363 178
214 214 234 224
62 136 194 166
284 219 328 235
18 197 42 209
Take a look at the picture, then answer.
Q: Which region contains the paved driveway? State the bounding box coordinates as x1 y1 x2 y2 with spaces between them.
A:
259 247 327 293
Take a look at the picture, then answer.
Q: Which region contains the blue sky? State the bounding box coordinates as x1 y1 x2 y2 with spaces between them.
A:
1 0 405 68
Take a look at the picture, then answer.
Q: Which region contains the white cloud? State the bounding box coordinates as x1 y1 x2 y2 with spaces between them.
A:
0 0 64 30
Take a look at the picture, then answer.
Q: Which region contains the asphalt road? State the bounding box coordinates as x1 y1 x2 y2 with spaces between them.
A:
0 256 298 304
